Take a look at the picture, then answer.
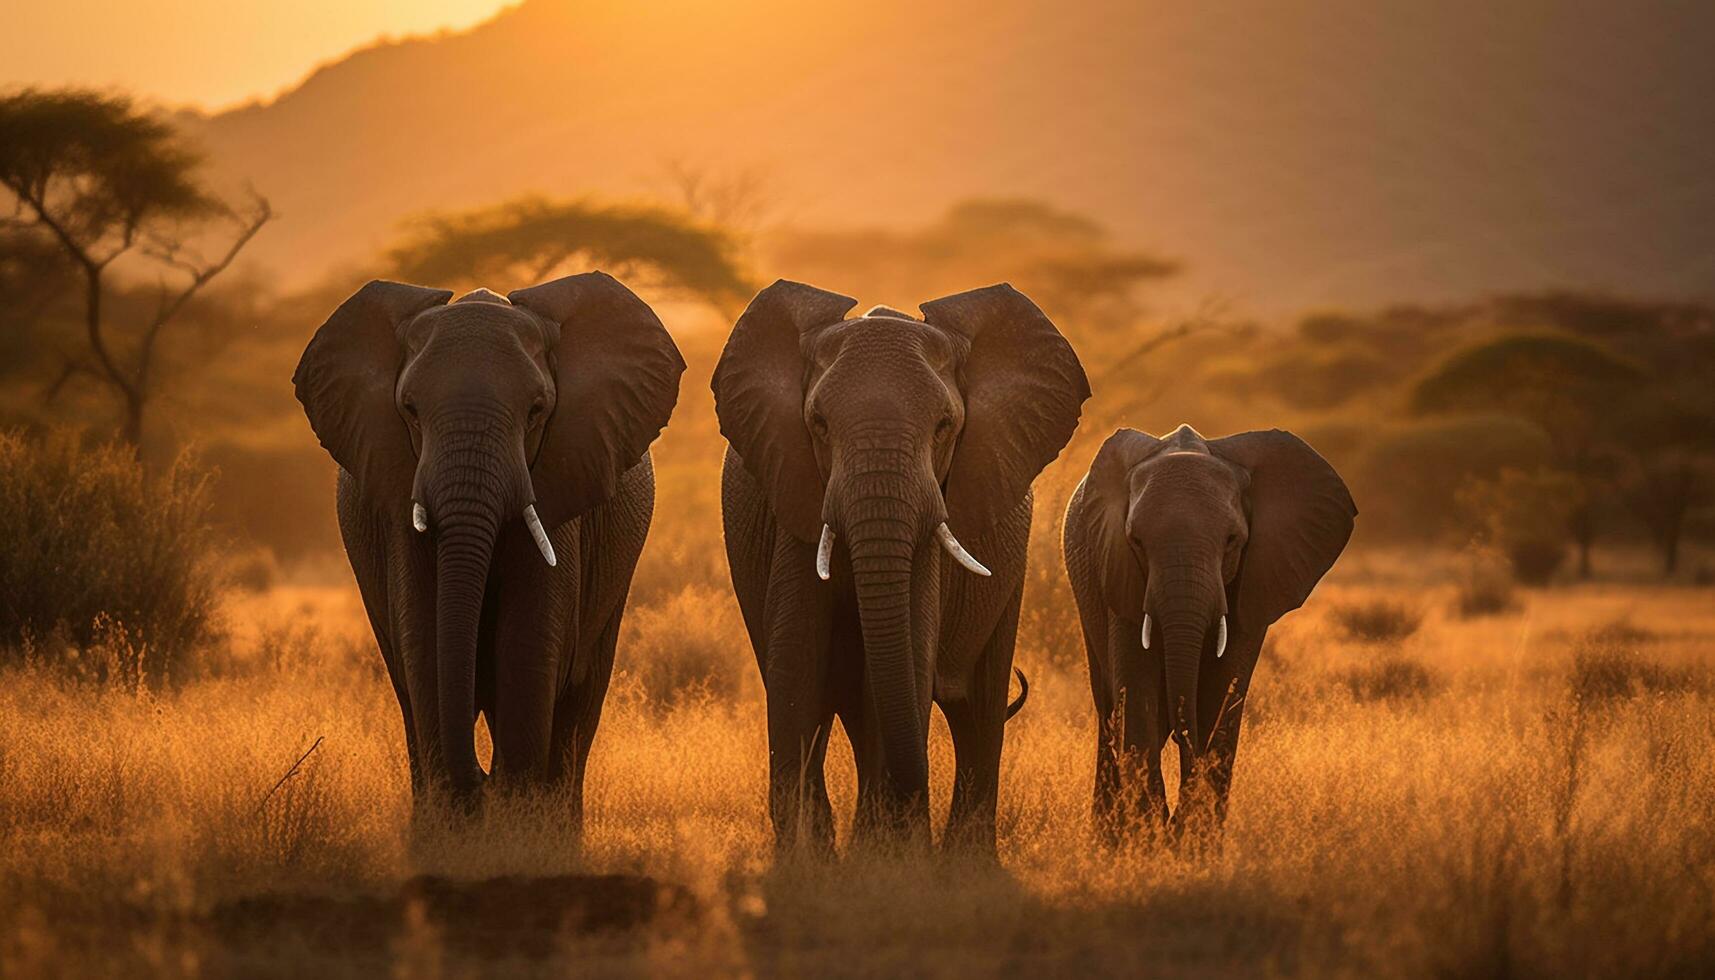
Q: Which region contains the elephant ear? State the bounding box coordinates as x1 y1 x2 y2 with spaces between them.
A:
509 272 686 530
1209 429 1357 629
293 280 453 498
922 284 1091 537
1082 428 1162 617
712 279 858 542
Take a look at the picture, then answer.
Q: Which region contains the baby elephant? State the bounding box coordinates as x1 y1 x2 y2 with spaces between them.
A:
1062 424 1354 838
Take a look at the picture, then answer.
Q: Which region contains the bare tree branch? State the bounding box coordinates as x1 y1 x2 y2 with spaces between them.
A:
135 193 272 393
0 92 273 447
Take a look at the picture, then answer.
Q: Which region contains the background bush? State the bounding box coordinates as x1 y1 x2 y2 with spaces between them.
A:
618 584 754 710
1327 597 1424 644
1350 416 1553 542
0 430 224 683
1453 545 1519 618
1457 467 1579 584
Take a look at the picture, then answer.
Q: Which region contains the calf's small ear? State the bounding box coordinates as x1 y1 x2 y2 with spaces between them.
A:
1079 428 1162 617
1209 429 1356 630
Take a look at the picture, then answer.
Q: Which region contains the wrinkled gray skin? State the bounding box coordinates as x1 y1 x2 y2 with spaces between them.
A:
714 281 1090 853
294 273 684 818
1063 424 1355 839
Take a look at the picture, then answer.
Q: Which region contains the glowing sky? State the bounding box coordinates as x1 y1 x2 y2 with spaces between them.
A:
0 0 514 108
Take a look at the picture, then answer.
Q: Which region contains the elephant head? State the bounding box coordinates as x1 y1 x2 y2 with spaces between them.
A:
294 274 683 799
1081 424 1354 758
712 280 1089 806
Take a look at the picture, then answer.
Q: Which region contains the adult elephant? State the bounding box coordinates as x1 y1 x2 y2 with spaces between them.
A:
293 273 683 818
1062 424 1354 839
714 280 1090 853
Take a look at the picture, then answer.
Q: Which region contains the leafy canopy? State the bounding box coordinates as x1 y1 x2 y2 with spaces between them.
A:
387 196 751 311
0 89 221 262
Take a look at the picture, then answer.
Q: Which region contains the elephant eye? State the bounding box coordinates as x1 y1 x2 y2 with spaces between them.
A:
935 415 954 438
528 398 546 423
401 397 418 420
810 411 829 438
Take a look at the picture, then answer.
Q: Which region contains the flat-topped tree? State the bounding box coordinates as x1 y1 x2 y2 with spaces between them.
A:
1411 332 1647 577
0 89 271 450
387 195 750 316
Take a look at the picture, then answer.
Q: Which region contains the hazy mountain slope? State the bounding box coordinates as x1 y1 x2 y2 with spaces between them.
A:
190 0 1715 313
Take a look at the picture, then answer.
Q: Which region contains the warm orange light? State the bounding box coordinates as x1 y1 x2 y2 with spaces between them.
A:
0 0 515 108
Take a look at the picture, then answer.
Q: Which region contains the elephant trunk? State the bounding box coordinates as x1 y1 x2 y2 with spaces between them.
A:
421 425 521 805
835 439 936 821
434 508 497 801
1161 616 1209 761
848 518 930 815
1148 561 1222 763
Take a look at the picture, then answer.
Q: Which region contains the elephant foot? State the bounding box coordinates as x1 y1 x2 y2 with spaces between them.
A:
1166 796 1226 857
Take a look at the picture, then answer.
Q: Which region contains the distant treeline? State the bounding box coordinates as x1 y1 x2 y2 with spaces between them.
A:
4 91 1711 582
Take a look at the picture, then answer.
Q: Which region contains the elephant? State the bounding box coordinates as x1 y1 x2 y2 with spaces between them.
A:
713 279 1090 853
293 273 684 818
1061 423 1354 839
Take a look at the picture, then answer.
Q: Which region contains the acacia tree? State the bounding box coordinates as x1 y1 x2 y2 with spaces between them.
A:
0 89 271 448
1412 333 1645 577
771 198 1179 337
387 195 750 314
1623 452 1713 576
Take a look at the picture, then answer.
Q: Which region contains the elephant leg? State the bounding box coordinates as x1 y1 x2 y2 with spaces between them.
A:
762 532 837 854
843 690 887 845
379 644 426 812
1092 706 1120 839
338 477 431 810
1092 700 1166 843
549 606 621 834
941 592 1021 856
370 627 424 802
1112 617 1170 835
1189 637 1259 830
772 708 836 853
1080 594 1123 840
767 681 836 854
492 527 579 793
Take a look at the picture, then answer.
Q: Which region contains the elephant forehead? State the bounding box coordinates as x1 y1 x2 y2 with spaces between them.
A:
1133 450 1239 491
407 302 545 354
813 316 956 364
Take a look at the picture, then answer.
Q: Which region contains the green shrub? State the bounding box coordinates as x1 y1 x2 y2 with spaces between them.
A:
0 430 224 683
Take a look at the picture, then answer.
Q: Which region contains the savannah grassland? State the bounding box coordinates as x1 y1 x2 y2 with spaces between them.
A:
6 7 1715 974
3 427 1713 978
3 273 1714 978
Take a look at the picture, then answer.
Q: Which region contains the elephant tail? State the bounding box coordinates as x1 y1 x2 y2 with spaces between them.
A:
1005 667 1030 722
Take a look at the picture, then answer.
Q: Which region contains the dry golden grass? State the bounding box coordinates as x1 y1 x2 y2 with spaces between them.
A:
3 567 1713 978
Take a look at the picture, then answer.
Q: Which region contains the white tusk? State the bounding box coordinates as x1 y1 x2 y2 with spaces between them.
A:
1216 615 1228 659
936 523 991 577
412 502 429 533
1141 613 1152 650
523 505 557 567
816 524 834 581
